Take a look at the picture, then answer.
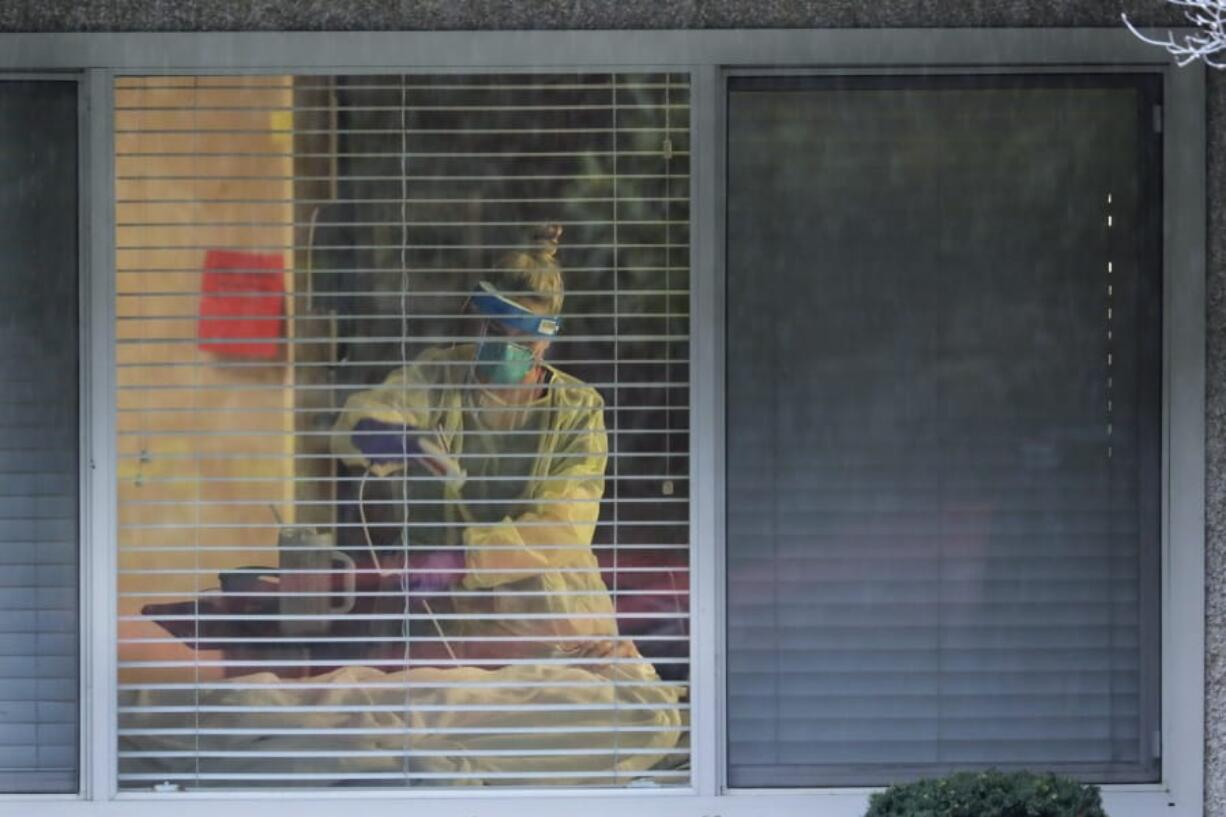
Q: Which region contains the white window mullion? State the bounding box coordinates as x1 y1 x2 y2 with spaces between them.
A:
1159 56 1206 817
84 66 120 803
687 63 723 799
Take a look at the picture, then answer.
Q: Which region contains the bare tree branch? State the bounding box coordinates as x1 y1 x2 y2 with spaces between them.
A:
1124 1 1226 67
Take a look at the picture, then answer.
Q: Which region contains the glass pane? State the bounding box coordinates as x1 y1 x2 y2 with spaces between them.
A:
0 80 80 794
115 74 690 790
725 75 1162 787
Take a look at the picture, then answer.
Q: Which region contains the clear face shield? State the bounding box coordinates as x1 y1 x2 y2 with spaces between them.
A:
468 281 562 385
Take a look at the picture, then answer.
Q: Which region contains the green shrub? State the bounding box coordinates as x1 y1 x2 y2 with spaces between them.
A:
864 770 1107 817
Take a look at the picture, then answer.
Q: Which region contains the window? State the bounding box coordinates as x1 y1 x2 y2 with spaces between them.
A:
0 79 80 794
725 75 1163 787
0 28 1206 817
114 73 691 789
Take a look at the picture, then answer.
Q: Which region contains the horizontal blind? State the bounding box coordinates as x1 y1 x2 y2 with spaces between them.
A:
726 77 1161 787
0 80 80 794
115 73 690 790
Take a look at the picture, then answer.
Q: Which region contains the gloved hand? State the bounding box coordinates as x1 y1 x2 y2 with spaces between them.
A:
352 417 416 465
351 418 465 486
404 548 466 593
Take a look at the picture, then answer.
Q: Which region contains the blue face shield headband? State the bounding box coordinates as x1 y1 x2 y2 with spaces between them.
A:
468 281 562 338
469 281 561 385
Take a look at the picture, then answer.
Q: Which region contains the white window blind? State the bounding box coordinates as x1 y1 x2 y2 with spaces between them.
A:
115 73 690 790
0 80 80 795
725 76 1162 787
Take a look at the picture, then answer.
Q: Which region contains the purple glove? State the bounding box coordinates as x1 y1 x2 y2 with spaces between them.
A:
352 418 423 465
404 548 466 593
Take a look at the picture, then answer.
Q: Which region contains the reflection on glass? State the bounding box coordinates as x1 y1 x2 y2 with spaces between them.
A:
115 74 691 789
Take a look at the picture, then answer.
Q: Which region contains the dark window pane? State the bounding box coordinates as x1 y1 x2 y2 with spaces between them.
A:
0 80 80 794
725 75 1162 787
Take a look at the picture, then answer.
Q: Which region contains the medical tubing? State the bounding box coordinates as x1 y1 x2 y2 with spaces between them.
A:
358 464 459 663
357 467 387 575
422 598 458 662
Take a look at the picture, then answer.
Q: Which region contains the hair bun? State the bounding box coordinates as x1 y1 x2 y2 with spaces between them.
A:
530 223 563 260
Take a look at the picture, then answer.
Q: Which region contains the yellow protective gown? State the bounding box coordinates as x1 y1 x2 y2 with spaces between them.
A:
331 343 626 661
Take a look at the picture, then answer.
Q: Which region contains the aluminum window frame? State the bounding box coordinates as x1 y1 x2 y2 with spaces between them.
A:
0 28 1205 817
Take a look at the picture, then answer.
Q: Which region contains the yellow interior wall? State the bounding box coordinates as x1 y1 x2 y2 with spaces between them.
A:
114 76 295 682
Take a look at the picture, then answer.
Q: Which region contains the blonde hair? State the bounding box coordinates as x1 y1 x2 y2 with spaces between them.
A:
486 223 565 316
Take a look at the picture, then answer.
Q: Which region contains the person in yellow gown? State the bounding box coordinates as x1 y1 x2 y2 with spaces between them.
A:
331 224 635 666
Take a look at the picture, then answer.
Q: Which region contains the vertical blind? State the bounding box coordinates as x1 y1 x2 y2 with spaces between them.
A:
115 73 690 789
0 80 80 794
725 76 1162 787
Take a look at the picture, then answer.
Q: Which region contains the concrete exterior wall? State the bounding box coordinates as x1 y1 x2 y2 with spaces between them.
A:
4 0 1220 810
0 2 1196 33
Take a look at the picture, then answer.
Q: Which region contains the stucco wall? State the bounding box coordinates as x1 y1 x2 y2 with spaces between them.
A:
3 0 1219 810
0 1 1194 32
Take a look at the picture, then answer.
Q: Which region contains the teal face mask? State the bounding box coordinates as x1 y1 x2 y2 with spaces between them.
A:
475 339 536 384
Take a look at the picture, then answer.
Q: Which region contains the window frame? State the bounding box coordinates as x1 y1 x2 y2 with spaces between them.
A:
0 28 1204 817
